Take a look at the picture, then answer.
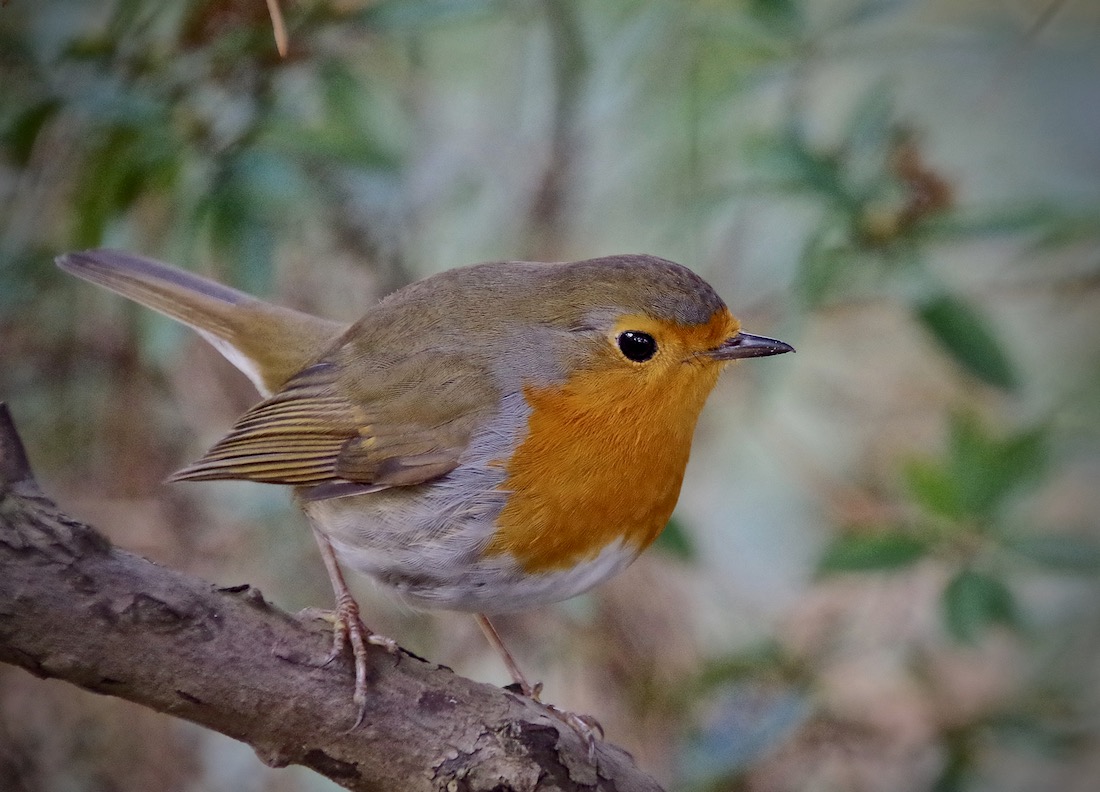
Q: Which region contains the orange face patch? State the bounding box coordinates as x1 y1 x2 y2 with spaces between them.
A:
608 307 738 366
484 308 737 573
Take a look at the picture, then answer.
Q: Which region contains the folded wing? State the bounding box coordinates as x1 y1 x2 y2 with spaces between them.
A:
172 348 497 499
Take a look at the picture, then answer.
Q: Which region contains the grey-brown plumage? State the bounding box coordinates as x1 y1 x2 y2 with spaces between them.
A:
58 249 732 501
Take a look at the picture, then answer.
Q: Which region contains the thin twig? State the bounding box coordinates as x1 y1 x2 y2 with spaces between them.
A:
265 0 289 57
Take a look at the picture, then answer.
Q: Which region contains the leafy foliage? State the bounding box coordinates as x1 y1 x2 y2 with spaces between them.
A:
818 531 929 572
0 0 404 285
820 412 1087 645
942 568 1018 643
654 515 697 561
916 294 1018 390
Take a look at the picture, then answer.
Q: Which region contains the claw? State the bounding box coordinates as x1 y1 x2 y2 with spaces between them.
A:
475 614 602 760
305 523 399 728
546 704 604 760
309 594 398 728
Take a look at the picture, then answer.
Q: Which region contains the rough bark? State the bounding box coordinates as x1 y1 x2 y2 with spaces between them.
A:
0 404 664 792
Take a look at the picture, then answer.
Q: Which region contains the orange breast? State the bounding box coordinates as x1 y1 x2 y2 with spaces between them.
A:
484 315 732 573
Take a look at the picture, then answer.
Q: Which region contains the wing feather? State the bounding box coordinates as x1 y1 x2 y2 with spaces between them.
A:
171 350 497 498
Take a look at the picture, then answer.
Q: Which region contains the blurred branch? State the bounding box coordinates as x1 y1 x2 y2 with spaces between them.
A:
526 0 587 259
0 404 663 792
265 0 289 57
977 0 1069 108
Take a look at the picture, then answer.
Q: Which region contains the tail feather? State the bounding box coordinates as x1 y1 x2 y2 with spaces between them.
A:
57 249 347 395
59 249 253 314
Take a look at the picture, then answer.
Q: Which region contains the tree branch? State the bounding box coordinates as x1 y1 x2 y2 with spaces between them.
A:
0 403 663 792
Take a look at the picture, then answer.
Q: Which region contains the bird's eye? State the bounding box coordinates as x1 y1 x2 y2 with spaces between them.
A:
617 331 658 362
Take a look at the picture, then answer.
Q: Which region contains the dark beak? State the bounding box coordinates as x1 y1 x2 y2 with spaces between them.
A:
709 331 794 361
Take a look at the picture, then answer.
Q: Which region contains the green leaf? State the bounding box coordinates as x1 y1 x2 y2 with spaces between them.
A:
791 142 849 200
1005 535 1100 574
749 0 804 36
998 424 1048 481
654 516 695 561
318 59 367 130
746 131 854 204
795 226 852 307
915 293 1018 390
904 459 962 519
942 569 1017 643
69 118 181 247
947 413 1047 519
3 100 58 165
818 532 929 573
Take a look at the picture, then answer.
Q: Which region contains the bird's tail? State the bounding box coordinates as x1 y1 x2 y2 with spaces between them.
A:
57 249 347 396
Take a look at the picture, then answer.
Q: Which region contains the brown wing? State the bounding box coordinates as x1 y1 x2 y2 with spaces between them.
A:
170 348 497 499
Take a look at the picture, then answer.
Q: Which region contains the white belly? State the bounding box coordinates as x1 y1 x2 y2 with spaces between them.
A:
325 519 638 613
301 392 642 613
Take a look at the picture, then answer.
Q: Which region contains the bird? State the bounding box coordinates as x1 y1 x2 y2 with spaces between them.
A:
57 248 792 743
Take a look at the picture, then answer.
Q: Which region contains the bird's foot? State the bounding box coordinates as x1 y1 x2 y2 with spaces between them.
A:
507 679 604 759
304 594 398 728
478 614 603 758
546 705 604 760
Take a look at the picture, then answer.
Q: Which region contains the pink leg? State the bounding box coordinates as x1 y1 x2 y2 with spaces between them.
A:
310 523 397 728
475 613 603 758
476 613 540 698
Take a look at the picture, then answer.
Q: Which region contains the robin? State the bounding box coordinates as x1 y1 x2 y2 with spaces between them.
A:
58 249 792 742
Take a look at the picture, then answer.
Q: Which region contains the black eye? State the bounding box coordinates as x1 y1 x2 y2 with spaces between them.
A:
617 331 657 362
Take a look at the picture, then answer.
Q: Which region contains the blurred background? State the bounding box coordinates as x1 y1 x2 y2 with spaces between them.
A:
1 0 1098 790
